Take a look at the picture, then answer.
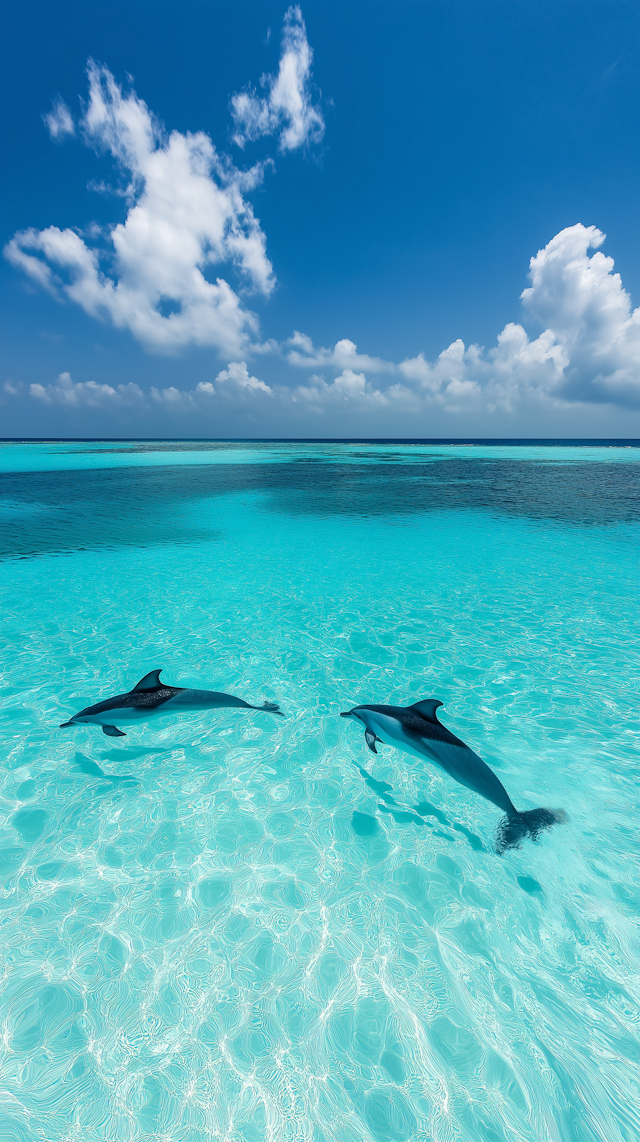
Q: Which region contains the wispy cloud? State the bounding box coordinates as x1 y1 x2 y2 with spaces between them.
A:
231 6 324 152
43 97 75 140
6 62 274 356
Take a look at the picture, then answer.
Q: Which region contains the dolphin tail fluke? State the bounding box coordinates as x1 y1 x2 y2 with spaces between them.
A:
496 807 566 854
258 701 284 717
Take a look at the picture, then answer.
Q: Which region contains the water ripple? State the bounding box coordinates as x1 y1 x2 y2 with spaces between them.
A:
0 447 637 1140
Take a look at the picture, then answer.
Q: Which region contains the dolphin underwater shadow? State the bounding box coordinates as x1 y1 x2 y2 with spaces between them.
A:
341 698 565 853
353 764 486 850
60 669 284 738
74 753 137 786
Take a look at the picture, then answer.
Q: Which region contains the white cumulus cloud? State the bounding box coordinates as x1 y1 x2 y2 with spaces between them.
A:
520 224 640 405
286 226 640 414
286 333 394 373
215 359 274 394
231 6 324 152
6 62 274 356
285 369 418 415
15 361 274 413
396 225 640 410
28 371 145 408
43 97 75 140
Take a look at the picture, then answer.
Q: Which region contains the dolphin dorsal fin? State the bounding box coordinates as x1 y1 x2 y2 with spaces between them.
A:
410 698 443 723
132 669 163 692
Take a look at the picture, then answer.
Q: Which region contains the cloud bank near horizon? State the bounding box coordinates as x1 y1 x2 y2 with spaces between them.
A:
6 224 640 425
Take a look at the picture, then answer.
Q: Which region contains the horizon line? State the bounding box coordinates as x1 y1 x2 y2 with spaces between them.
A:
1 437 640 447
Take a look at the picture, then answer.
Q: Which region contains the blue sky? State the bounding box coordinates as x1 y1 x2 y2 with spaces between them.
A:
2 0 640 437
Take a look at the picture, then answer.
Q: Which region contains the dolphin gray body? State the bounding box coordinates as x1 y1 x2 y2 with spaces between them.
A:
60 669 283 737
340 698 564 852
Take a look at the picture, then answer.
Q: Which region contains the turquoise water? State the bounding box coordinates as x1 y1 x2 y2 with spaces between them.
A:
0 441 638 1142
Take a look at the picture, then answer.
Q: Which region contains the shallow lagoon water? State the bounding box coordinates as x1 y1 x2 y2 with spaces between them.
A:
0 440 638 1142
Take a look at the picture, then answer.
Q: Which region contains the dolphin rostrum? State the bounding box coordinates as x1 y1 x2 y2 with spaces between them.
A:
340 698 564 852
60 669 283 737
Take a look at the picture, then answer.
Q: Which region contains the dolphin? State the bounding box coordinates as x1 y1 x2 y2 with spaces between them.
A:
60 669 284 737
340 698 564 852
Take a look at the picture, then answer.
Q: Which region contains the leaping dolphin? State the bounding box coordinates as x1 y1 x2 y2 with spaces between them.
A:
340 698 564 852
60 669 284 737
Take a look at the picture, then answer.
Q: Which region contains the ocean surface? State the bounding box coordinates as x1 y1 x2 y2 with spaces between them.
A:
0 439 638 1142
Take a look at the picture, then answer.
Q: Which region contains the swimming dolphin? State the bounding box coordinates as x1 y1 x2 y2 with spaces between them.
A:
60 669 283 737
340 698 564 852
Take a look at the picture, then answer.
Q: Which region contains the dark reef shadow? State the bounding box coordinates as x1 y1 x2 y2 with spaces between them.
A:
4 451 637 561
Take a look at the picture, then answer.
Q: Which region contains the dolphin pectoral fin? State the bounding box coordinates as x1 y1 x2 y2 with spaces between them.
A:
132 669 163 692
365 730 378 754
103 725 127 737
